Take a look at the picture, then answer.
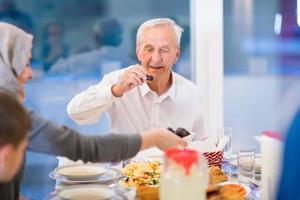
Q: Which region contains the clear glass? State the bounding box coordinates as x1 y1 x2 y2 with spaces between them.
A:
160 151 208 200
237 146 255 184
217 127 233 159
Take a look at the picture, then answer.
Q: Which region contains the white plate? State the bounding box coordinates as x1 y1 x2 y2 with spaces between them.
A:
133 147 164 162
219 182 251 197
137 147 163 157
55 164 107 180
57 184 115 200
230 153 261 173
49 168 122 184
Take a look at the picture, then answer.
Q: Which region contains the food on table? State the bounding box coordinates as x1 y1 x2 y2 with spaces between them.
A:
121 161 161 188
122 161 246 200
121 161 161 200
221 184 247 197
209 166 228 184
175 127 191 138
146 74 154 81
206 183 246 200
137 185 159 200
167 127 176 133
206 184 222 198
167 127 191 138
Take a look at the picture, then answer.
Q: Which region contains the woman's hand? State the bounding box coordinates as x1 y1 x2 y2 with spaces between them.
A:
140 128 187 151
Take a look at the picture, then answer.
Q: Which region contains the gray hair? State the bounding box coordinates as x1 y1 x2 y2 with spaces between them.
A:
136 18 183 47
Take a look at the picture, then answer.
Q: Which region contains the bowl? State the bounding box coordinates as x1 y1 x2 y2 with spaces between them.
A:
55 164 107 180
57 184 115 200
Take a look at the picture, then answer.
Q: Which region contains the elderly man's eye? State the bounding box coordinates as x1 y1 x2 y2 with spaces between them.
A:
144 46 154 52
160 48 169 53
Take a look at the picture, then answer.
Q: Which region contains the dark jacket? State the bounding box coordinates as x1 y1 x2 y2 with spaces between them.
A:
277 110 300 200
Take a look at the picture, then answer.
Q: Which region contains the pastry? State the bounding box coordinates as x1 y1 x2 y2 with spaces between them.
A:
209 166 228 184
137 185 159 200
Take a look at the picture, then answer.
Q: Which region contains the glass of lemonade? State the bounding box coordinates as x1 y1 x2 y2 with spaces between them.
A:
160 149 208 200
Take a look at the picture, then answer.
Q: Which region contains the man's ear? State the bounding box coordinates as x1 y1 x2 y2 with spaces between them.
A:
136 46 141 62
0 144 13 164
175 47 181 64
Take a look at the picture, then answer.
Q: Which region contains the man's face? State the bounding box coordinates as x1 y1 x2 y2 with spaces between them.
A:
136 25 180 81
0 139 27 182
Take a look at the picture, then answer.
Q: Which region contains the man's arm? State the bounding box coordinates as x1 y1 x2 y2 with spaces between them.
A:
67 74 118 125
67 64 148 125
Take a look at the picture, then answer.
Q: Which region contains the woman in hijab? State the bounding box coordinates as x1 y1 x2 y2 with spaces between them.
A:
0 22 187 200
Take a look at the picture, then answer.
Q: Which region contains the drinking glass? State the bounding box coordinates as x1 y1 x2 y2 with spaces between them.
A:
237 146 255 184
217 127 233 159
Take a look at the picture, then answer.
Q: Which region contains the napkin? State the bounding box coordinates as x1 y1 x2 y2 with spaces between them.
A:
188 136 228 153
187 138 216 152
215 136 229 152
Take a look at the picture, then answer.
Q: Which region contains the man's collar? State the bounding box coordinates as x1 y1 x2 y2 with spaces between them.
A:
140 82 151 97
140 72 176 101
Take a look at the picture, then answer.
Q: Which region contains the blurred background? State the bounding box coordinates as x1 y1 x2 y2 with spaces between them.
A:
1 0 300 199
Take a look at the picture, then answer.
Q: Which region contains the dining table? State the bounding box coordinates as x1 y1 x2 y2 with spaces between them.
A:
44 151 261 200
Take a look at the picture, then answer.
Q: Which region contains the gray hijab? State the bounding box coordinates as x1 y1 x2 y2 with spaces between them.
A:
0 22 33 96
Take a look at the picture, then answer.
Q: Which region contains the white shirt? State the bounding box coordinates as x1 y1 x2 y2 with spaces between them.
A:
67 66 206 138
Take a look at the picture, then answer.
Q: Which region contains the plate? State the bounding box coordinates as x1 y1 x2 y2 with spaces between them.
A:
49 168 122 184
229 154 261 173
133 147 164 162
56 184 115 200
219 182 251 197
55 164 107 180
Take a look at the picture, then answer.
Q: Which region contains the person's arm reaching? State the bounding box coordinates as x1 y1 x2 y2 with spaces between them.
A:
27 111 186 163
140 128 187 150
27 111 141 162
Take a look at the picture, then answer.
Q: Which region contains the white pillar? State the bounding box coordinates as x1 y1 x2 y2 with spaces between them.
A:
190 0 224 141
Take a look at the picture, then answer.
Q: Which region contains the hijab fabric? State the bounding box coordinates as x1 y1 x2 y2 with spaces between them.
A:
0 22 33 95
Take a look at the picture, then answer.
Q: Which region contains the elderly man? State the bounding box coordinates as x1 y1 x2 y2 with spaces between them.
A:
67 18 206 138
